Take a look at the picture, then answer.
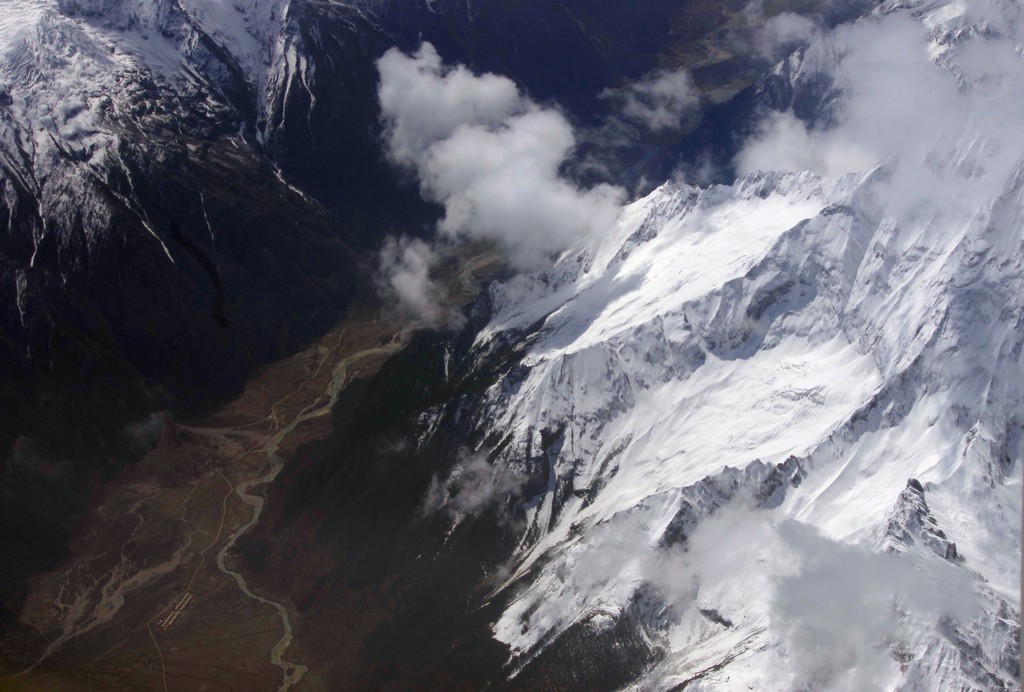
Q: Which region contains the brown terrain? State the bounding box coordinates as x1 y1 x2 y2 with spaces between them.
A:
1 318 403 690
0 253 502 691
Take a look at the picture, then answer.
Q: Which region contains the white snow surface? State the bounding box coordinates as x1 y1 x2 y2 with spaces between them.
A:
0 0 297 188
448 0 1024 688
0 0 314 281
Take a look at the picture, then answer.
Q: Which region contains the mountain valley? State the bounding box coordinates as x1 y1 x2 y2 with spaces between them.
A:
0 0 1021 689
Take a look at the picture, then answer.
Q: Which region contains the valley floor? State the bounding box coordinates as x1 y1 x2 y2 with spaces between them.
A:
0 318 405 690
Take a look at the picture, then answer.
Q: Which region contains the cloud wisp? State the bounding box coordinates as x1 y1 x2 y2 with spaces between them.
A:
769 519 978 689
376 236 446 326
753 11 821 60
735 109 874 180
741 0 824 61
735 5 1024 220
375 42 625 324
422 450 526 522
600 67 701 133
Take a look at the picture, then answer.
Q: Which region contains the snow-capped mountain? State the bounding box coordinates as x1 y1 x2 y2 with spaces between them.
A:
0 0 372 427
465 162 1020 688
382 0 1022 688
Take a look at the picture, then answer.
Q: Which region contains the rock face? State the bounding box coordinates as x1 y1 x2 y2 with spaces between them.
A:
879 479 964 563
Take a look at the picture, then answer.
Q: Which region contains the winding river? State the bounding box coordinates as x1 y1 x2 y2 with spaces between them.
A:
214 334 407 691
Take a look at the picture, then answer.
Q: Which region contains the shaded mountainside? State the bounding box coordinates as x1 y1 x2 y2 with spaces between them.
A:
0 129 360 625
0 0 364 625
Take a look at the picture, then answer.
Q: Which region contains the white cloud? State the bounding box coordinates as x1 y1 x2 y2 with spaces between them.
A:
423 109 623 269
377 42 625 275
735 5 1024 223
769 519 978 690
601 68 701 132
377 42 524 169
754 11 821 59
735 109 874 178
377 236 447 327
497 502 981 688
423 450 526 520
